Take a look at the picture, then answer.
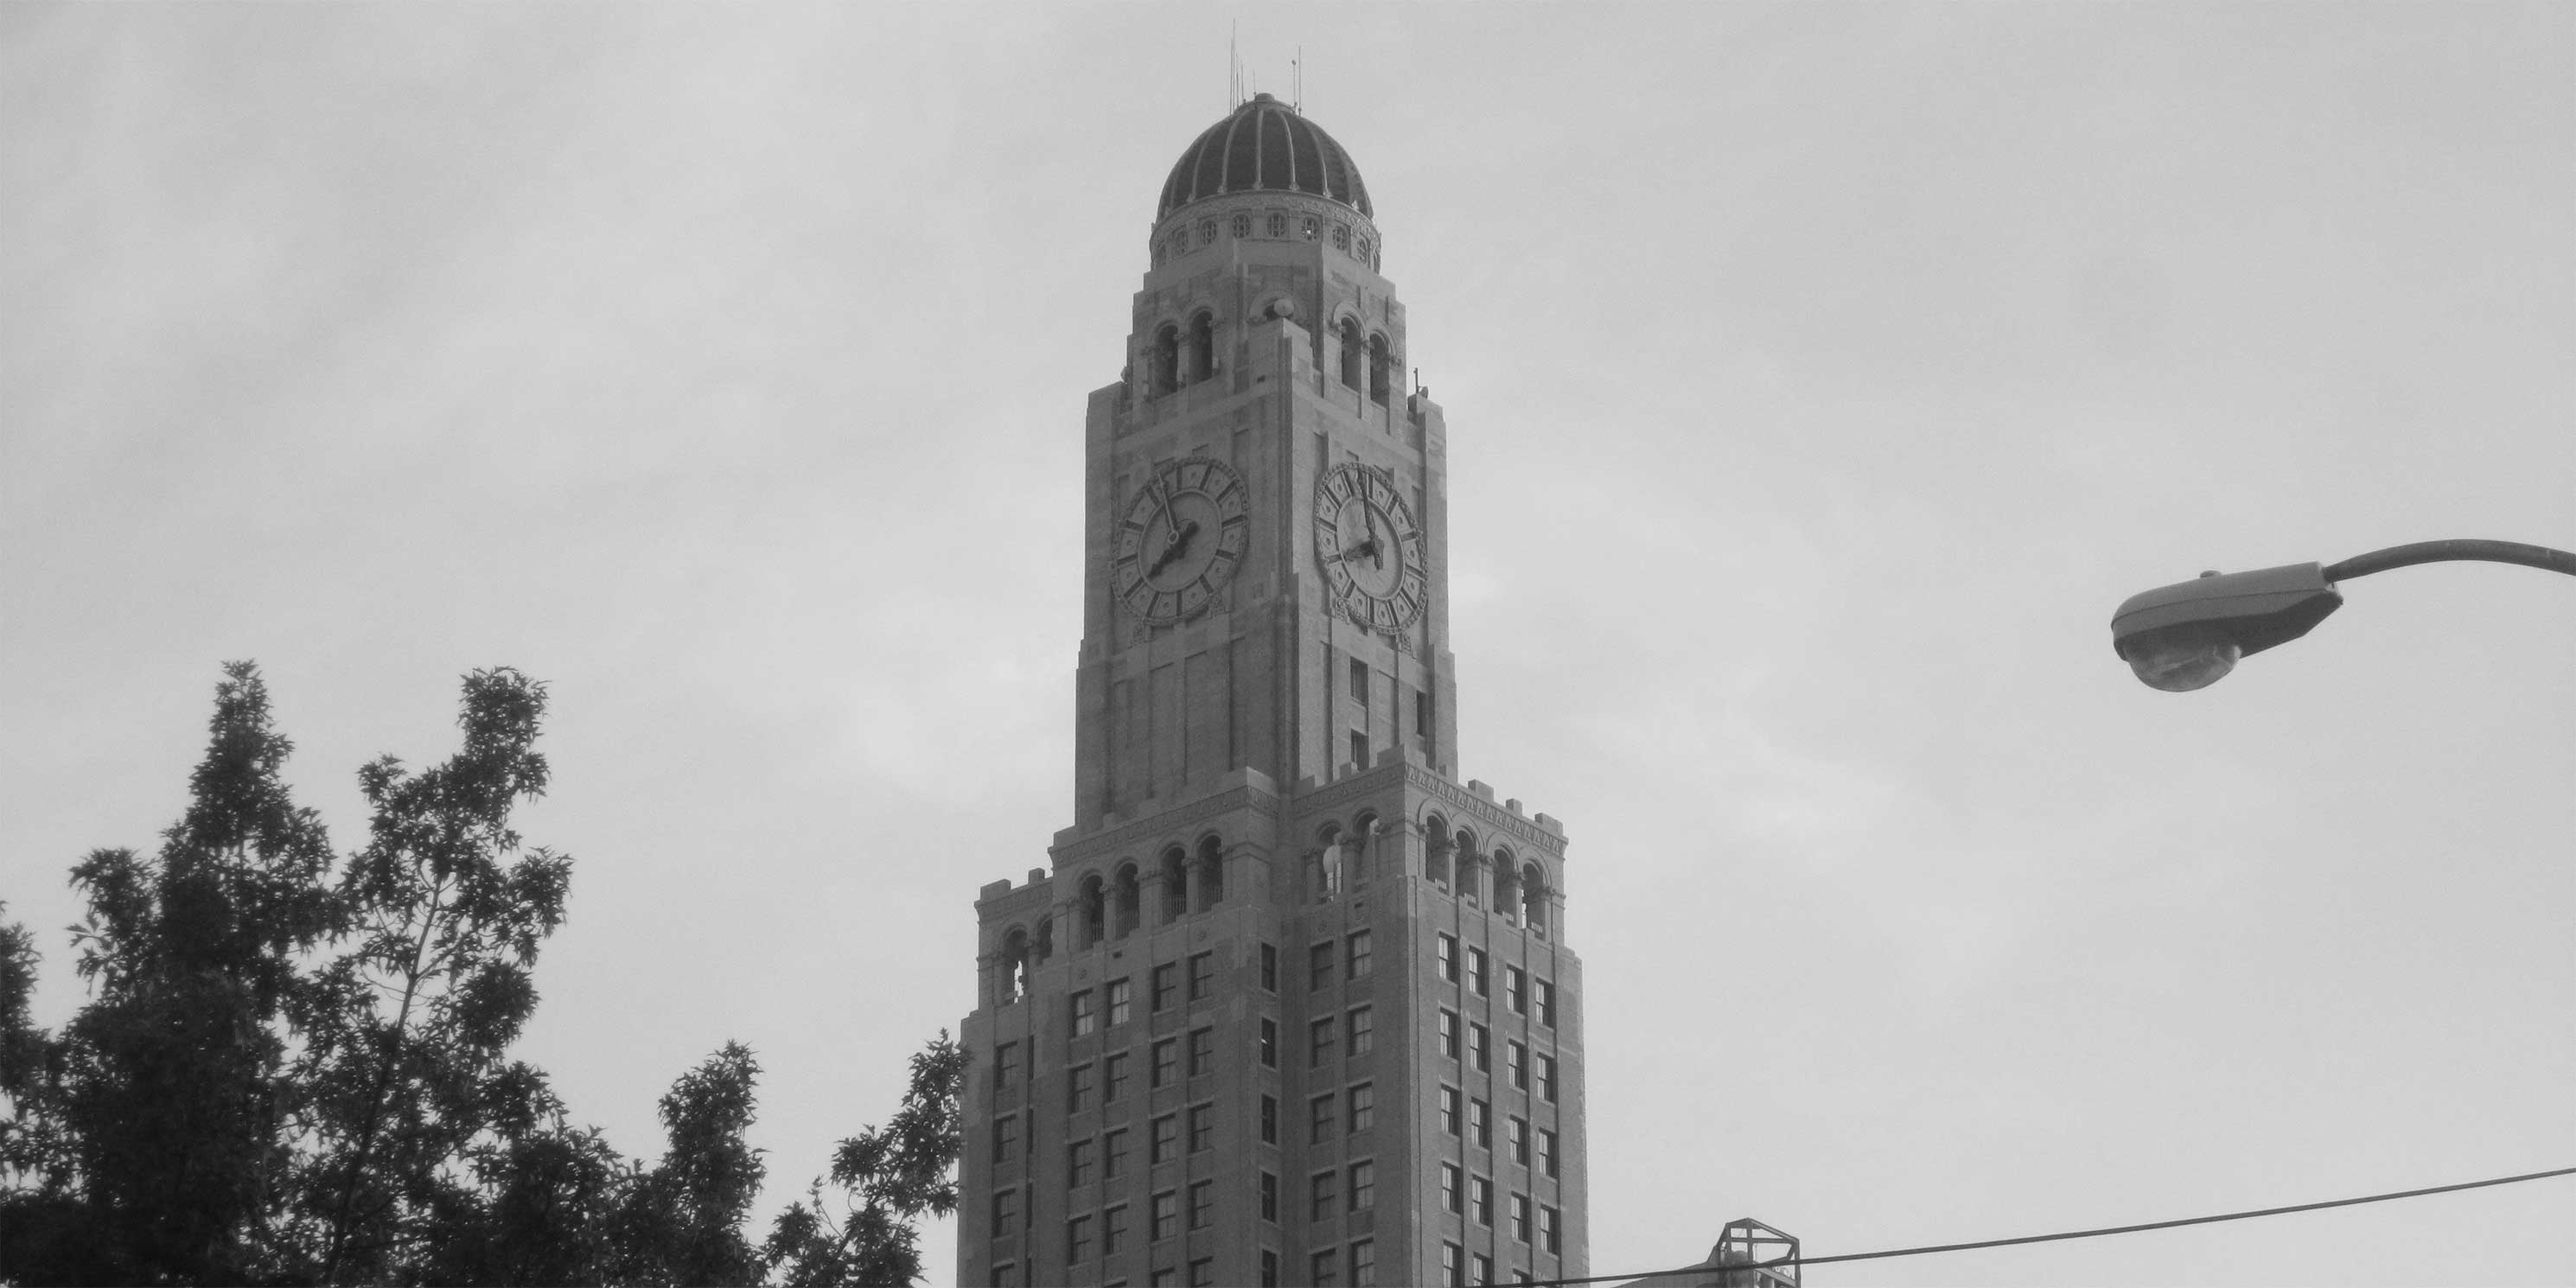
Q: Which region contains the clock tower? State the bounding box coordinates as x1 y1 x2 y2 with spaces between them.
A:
958 92 1588 1288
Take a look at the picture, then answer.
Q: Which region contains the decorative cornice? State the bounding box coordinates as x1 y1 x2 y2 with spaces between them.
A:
1404 763 1568 858
1054 779 1284 867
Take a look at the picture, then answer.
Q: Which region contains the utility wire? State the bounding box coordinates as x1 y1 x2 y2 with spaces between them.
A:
1524 1164 2576 1287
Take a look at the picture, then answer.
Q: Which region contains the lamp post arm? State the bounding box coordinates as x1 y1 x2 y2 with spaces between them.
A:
2322 539 2576 583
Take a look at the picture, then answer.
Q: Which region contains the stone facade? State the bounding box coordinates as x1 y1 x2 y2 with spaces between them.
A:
957 93 1586 1288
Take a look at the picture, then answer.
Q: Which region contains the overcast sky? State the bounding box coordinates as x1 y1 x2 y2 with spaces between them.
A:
4 4 2571 1285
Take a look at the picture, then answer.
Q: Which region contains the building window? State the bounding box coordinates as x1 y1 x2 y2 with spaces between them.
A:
1068 1137 1094 1187
1310 1170 1336 1221
1467 949 1487 996
1347 1159 1374 1211
1188 1026 1214 1077
1348 1081 1374 1133
1151 1113 1178 1164
1540 1205 1561 1253
1349 656 1368 698
1508 1115 1529 1165
1073 990 1098 1036
1349 729 1368 768
1309 1093 1336 1143
1309 941 1333 990
1349 1238 1376 1286
1437 934 1457 981
1334 223 1351 251
1189 1179 1215 1229
1303 215 1319 240
1261 1170 1278 1221
1470 1098 1490 1149
1105 1202 1128 1253
1443 1241 1464 1288
1310 1016 1336 1066
1189 1102 1214 1152
1188 951 1214 999
991 1188 1020 1238
1199 218 1217 245
1507 1041 1526 1089
1266 212 1286 238
1469 1023 1489 1072
1151 1189 1178 1241
1537 1055 1558 1103
1260 1017 1278 1068
1109 978 1133 1025
1312 1249 1338 1286
1261 1094 1278 1145
1152 962 1177 1011
1368 332 1392 404
1068 1214 1094 1264
994 1042 1018 1090
1068 1063 1094 1113
1506 967 1527 1014
993 1263 1015 1286
1151 1037 1177 1087
1475 1253 1494 1285
1346 1005 1374 1055
1260 941 1278 991
1471 1176 1492 1226
1440 1086 1461 1136
1190 1257 1215 1287
1510 1193 1531 1242
1441 1162 1463 1212
1357 235 1373 263
1106 1051 1131 1101
1105 1127 1129 1179
1234 214 1251 239
1439 1010 1459 1059
996 1111 1024 1164
1346 929 1373 979
1538 1129 1558 1177
1536 979 1557 1028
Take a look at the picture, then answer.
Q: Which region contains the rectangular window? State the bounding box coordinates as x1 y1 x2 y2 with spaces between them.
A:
1150 1113 1177 1164
1073 989 1097 1035
1068 1214 1093 1265
1506 966 1527 1014
992 1112 1019 1164
1310 1170 1337 1221
995 1042 1019 1089
1346 1005 1374 1055
1415 688 1432 741
1309 1093 1336 1144
1467 949 1487 996
1188 1102 1214 1152
1068 1137 1094 1188
1105 1127 1129 1179
1537 979 1557 1028
1348 1081 1374 1133
1470 1023 1489 1072
1260 1170 1278 1221
1540 1205 1561 1254
1189 951 1215 1000
1443 1241 1464 1288
1437 933 1457 982
1440 1086 1461 1136
1188 1026 1214 1077
1310 941 1334 991
1349 729 1368 768
1262 1249 1279 1287
1312 1249 1338 1286
1470 1097 1490 1149
1106 1051 1131 1101
1260 942 1278 991
1349 656 1368 698
1153 1268 1177 1287
1105 1203 1128 1253
1260 1017 1278 1068
1439 1009 1459 1059
1108 978 1134 1026
1152 963 1178 1011
1151 1037 1177 1087
1537 1055 1558 1103
1348 1159 1374 1211
1068 1063 1094 1113
1441 1162 1463 1213
994 1261 1016 1287
1346 929 1373 979
1508 1116 1529 1165
1310 1016 1336 1066
1190 1257 1215 1287
1539 1129 1558 1178
1471 1176 1492 1226
991 1188 1019 1238
1474 1253 1493 1285
1349 1238 1376 1287
1189 1179 1215 1229
1510 1193 1531 1242
1506 1041 1526 1089
1151 1190 1178 1241
1260 1094 1278 1145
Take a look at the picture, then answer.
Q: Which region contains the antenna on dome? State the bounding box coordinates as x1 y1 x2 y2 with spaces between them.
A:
1292 46 1302 112
1228 22 1240 109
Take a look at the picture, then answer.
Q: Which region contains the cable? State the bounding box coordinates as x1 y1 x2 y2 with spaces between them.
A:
1521 1164 2576 1287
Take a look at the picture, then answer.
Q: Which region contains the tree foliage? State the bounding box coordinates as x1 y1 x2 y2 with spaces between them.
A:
764 1034 966 1287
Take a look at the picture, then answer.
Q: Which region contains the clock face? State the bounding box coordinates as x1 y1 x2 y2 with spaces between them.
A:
1113 456 1250 623
1313 462 1428 630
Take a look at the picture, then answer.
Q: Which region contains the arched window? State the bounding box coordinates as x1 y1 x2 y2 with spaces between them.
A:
1302 215 1319 241
1453 828 1482 905
1199 218 1216 245
1114 864 1142 940
1350 813 1381 888
1196 836 1225 911
1368 333 1393 405
1080 875 1106 948
1357 235 1373 265
1522 862 1549 934
1187 311 1215 385
1033 916 1055 966
1333 224 1351 252
1159 848 1189 923
1266 212 1286 238
1233 214 1251 239
1171 226 1189 253
997 927 1030 1004
1422 814 1451 887
1152 325 1181 397
1338 318 1363 391
1314 823 1345 899
1494 849 1521 925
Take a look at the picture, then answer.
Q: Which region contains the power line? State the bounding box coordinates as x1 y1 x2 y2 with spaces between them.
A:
1525 1164 2576 1286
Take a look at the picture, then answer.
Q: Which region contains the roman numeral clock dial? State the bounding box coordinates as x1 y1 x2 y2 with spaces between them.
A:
1112 456 1250 623
1313 462 1428 631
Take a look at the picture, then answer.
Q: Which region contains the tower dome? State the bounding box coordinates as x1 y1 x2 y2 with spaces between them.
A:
1157 92 1374 221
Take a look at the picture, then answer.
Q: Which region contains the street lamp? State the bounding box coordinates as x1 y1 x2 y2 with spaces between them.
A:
2111 539 2576 692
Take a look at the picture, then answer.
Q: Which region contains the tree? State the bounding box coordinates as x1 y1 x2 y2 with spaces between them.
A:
764 1033 965 1287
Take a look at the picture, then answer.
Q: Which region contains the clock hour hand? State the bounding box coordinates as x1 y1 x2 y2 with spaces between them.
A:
1145 519 1201 578
1332 536 1382 565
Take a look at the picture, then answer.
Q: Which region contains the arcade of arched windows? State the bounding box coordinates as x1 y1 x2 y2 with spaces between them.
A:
1414 810 1559 937
985 833 1244 1003
1151 205 1380 273
1143 309 1221 400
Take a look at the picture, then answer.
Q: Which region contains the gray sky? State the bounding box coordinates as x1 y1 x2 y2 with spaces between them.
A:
5 4 2572 1285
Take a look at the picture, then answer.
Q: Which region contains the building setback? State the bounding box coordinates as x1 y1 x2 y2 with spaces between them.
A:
957 92 1587 1288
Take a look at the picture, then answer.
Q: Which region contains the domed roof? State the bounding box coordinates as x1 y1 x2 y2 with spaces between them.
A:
1157 92 1373 222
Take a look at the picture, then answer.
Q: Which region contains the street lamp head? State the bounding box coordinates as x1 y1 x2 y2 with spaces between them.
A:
2111 563 2343 692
